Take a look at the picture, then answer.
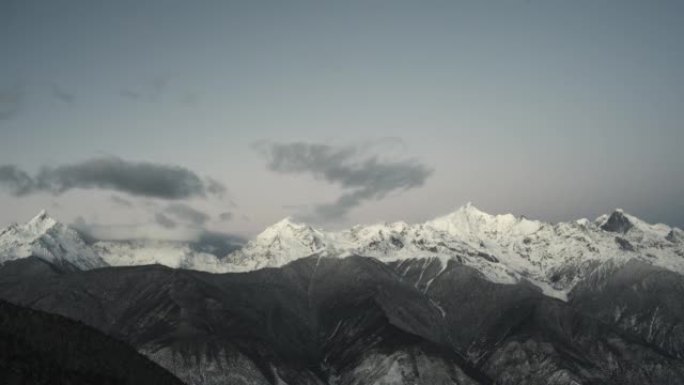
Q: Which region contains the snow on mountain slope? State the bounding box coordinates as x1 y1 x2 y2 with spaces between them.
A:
2 206 683 300
224 217 326 271
0 211 233 273
94 240 233 273
0 211 106 270
225 203 684 299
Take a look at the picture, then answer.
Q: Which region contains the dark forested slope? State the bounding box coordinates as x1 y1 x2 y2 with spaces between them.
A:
0 298 183 385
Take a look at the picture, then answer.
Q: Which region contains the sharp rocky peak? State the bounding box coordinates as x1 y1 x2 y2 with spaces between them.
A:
598 209 634 234
0 210 106 270
425 202 541 236
257 216 318 240
26 210 59 233
270 216 304 228
273 216 312 228
453 202 491 217
667 228 684 243
29 209 52 222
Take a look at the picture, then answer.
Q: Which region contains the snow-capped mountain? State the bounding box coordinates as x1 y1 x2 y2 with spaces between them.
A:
225 203 684 299
223 217 327 271
2 207 684 385
0 211 238 273
2 205 683 300
0 210 106 270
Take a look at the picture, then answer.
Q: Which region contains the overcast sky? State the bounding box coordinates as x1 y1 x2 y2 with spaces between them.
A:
1 0 683 238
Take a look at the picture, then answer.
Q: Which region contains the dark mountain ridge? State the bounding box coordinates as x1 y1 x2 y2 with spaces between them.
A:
1 254 683 384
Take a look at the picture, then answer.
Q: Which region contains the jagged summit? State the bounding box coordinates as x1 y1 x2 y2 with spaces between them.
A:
599 209 634 234
447 202 493 219
426 203 541 238
456 201 486 214
0 211 105 270
667 228 684 243
269 216 300 227
426 203 493 227
596 208 674 240
253 216 323 249
225 215 326 271
258 216 312 236
24 209 60 234
31 209 50 221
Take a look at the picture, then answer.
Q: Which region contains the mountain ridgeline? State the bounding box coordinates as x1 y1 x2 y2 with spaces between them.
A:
0 206 684 384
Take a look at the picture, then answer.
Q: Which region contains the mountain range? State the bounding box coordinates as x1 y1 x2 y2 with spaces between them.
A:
1 205 684 384
3 204 683 299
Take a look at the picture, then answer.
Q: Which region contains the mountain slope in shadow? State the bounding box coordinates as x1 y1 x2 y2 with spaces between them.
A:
0 297 183 385
1 255 684 384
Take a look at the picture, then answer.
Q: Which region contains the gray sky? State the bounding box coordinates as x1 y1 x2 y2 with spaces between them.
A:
1 0 683 237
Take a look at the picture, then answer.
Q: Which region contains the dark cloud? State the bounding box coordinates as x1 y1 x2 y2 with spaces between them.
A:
110 195 133 208
0 84 23 120
0 165 34 195
189 231 245 256
36 158 208 199
254 141 433 221
164 203 210 226
154 213 177 229
0 157 225 200
218 212 233 222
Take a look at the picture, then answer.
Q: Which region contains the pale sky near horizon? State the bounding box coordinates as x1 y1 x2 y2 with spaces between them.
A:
1 0 683 238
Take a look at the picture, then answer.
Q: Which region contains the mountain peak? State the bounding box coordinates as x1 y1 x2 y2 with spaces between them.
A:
27 210 58 233
440 202 494 222
30 209 50 221
256 216 318 241
457 202 489 216
271 216 301 227
262 216 307 232
599 209 633 234
0 211 106 270
225 216 326 271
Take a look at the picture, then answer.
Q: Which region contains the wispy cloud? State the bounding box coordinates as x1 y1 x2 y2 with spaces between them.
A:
254 141 433 221
0 165 34 195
